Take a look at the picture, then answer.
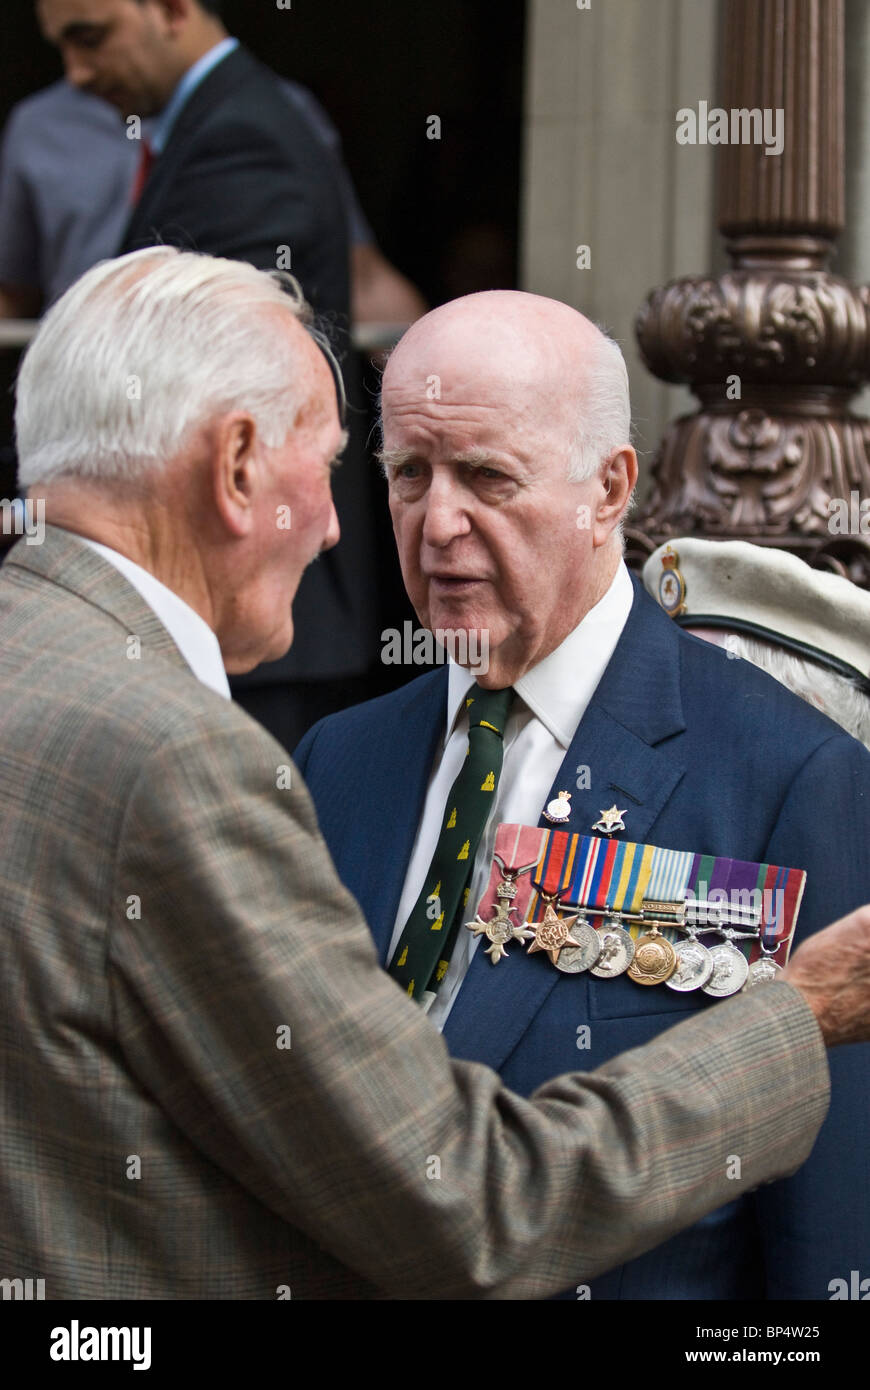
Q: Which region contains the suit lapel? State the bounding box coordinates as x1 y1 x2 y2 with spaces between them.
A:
121 48 251 251
445 580 688 1069
356 669 450 964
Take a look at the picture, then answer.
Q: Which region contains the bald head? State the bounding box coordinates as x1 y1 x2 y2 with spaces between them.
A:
380 290 638 688
382 291 631 482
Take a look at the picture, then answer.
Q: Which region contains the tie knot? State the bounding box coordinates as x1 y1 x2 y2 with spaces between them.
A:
465 683 513 737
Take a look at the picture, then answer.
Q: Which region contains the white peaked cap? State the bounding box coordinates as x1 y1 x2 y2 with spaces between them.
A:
642 537 870 688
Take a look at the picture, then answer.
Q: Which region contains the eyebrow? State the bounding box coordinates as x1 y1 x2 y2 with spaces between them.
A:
376 447 415 475
57 22 110 42
376 446 506 476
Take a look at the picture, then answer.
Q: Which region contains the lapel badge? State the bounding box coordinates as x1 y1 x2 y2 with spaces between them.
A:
658 544 687 617
592 804 627 835
543 790 572 824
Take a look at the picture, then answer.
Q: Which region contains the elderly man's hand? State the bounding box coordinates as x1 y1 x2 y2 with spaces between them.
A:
782 905 870 1048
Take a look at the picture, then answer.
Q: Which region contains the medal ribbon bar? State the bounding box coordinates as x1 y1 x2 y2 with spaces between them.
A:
478 825 805 973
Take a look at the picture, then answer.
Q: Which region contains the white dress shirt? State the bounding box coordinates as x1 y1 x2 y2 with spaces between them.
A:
81 539 231 700
388 562 635 1028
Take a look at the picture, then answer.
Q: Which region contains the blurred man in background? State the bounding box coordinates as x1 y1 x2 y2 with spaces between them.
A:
29 0 424 747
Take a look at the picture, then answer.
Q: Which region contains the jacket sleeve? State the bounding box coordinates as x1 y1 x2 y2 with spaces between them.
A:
108 706 831 1299
756 732 870 1298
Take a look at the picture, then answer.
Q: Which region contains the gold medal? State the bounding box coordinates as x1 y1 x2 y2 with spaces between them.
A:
627 924 677 985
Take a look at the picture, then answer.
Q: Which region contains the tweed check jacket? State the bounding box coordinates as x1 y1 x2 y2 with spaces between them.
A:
0 527 829 1298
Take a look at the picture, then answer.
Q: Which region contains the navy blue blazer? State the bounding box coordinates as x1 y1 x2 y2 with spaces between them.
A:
295 579 870 1299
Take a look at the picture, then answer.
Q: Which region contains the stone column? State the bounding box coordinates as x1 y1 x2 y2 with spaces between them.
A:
634 0 870 583
520 0 718 495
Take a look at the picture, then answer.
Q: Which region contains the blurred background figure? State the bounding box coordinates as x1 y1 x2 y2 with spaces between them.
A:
0 77 426 326
643 538 870 750
7 0 431 748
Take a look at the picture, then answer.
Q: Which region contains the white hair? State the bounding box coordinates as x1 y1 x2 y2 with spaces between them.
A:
16 246 319 486
726 632 870 751
566 331 632 483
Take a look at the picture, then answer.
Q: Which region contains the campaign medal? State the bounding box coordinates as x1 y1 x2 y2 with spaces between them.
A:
743 939 784 990
592 805 627 835
666 930 714 992
524 893 594 968
543 791 572 824
526 832 602 971
465 854 537 964
702 940 750 997
626 923 677 986
589 910 635 978
553 907 603 974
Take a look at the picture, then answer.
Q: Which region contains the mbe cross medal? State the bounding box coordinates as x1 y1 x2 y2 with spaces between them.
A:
465 855 537 963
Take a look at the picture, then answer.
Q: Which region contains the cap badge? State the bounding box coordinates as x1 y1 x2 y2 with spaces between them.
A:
658 544 687 617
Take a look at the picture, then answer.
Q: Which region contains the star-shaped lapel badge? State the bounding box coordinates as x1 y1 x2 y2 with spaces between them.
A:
592 804 627 835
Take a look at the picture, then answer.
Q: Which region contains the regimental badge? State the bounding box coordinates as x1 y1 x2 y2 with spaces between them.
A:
543 791 572 824
657 544 687 617
592 804 627 835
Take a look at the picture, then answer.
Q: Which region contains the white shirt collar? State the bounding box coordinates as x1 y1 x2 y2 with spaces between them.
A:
80 538 231 700
445 561 635 746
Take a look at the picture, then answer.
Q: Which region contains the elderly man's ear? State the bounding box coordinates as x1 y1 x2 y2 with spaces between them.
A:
209 412 261 538
592 446 638 546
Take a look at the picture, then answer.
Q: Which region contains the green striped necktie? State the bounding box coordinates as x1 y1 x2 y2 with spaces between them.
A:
388 683 514 1002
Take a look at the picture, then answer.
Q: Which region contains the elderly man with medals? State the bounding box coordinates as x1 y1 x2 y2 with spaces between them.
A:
295 290 870 1301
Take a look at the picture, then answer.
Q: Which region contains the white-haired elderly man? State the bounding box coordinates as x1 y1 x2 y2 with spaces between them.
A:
10 244 870 1300
296 289 870 1301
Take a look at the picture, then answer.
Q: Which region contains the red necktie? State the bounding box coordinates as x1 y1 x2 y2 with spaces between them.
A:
130 140 156 205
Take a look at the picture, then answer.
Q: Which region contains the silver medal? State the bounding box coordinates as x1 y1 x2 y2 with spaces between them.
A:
666 937 714 992
742 956 784 989
589 921 635 978
702 941 750 997
554 914 602 974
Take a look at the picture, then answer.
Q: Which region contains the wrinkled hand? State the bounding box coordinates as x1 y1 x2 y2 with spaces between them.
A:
782 905 870 1048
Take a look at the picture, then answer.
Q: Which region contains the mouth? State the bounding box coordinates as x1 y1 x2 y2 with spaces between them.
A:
428 573 487 595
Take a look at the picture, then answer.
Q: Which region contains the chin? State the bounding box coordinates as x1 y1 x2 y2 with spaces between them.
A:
224 627 295 674
428 602 498 641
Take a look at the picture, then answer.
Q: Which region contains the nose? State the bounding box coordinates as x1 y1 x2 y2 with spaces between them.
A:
63 52 96 92
421 471 471 548
320 500 340 553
